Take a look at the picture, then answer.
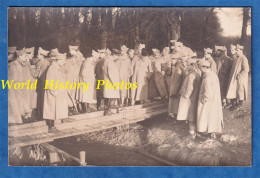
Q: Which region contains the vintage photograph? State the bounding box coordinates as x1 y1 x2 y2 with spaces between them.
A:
7 7 251 166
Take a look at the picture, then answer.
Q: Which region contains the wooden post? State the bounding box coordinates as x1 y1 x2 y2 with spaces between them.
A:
79 151 87 166
49 152 59 166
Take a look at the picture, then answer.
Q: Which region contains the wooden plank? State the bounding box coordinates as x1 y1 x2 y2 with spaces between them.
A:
8 103 168 149
8 121 46 131
9 125 49 137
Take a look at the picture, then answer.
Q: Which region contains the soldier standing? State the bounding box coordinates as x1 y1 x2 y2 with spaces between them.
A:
214 46 232 107
43 53 68 132
116 45 132 106
153 49 168 100
63 45 84 114
177 58 201 138
226 44 249 110
197 60 223 139
77 50 98 113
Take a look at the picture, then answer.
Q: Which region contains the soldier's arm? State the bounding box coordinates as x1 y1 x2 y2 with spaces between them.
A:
45 65 58 96
201 76 213 104
183 73 195 99
238 56 249 78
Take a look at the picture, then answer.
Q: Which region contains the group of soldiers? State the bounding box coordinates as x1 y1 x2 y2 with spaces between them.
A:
8 40 249 138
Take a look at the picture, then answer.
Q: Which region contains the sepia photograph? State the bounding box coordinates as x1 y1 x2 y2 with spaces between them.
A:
7 7 251 166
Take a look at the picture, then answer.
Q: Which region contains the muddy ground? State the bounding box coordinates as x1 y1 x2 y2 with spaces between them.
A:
66 76 251 166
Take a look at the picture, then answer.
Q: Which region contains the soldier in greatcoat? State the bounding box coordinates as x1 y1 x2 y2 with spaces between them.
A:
102 49 120 115
9 49 32 122
8 46 23 124
214 45 232 107
161 47 172 95
35 47 51 119
116 45 132 106
168 52 187 120
77 50 98 113
197 60 223 139
226 44 249 110
153 49 168 100
176 58 201 138
63 45 84 114
148 50 160 100
43 53 68 131
24 47 39 119
131 45 153 105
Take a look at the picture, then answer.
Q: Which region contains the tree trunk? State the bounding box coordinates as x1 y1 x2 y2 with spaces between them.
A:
240 7 250 45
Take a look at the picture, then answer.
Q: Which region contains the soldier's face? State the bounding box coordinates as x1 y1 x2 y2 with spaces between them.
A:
215 50 221 56
204 53 211 59
99 53 105 58
70 49 77 56
230 49 236 55
236 49 243 56
128 52 134 58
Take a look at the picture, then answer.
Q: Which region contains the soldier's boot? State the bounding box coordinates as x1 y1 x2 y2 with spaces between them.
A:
82 102 87 113
77 103 83 113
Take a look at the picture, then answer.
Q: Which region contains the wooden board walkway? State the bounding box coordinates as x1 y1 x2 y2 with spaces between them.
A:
8 101 168 150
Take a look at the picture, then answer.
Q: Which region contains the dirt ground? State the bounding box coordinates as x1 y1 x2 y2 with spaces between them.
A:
80 75 252 166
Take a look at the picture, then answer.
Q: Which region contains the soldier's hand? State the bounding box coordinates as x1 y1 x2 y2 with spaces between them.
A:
161 71 165 76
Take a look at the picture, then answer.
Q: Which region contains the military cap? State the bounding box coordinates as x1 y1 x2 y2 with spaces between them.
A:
106 48 112 55
98 49 106 53
204 48 213 54
128 49 135 54
25 47 35 54
8 46 17 54
215 45 226 51
230 44 236 50
152 49 160 53
69 45 79 52
163 47 170 52
236 44 244 50
92 50 99 58
15 49 26 57
38 47 50 57
139 44 145 49
121 45 129 52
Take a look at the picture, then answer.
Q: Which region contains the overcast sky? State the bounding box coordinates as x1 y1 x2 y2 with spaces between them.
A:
216 8 251 37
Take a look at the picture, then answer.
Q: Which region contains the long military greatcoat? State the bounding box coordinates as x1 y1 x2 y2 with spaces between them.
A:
95 58 105 98
168 61 186 115
9 59 32 116
36 58 50 118
116 54 132 99
8 62 23 124
77 58 97 103
63 57 82 106
148 56 159 99
226 54 249 100
197 71 223 133
154 56 168 97
177 68 201 122
103 56 120 99
43 62 68 120
215 54 232 99
131 56 152 101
